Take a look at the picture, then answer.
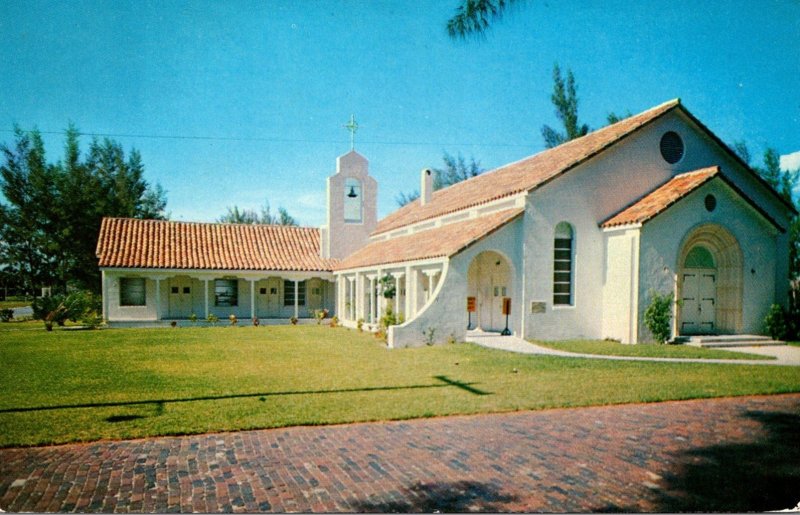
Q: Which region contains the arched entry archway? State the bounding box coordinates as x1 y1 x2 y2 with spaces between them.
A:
677 224 743 335
467 251 513 332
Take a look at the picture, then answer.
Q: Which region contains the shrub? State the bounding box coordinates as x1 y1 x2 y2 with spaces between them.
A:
0 308 13 322
313 309 329 325
289 316 298 325
206 313 219 325
189 313 198 323
764 304 787 340
32 290 101 331
229 314 238 326
329 315 339 328
356 318 364 332
423 327 436 346
252 317 260 327
379 275 396 299
644 291 673 344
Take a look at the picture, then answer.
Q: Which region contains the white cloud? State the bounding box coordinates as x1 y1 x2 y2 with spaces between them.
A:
780 151 800 171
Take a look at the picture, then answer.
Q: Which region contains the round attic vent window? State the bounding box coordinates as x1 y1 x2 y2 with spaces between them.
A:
660 131 684 164
705 194 717 212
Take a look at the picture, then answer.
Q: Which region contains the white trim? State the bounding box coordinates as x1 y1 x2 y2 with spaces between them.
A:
334 256 447 276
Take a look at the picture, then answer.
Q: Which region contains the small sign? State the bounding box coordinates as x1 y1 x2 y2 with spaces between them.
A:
467 296 476 312
531 301 546 314
502 297 511 315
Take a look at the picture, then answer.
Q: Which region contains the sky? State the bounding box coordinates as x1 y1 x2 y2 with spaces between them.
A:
1 0 798 227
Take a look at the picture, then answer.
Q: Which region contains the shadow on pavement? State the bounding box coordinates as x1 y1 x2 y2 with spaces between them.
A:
593 410 800 512
351 480 517 512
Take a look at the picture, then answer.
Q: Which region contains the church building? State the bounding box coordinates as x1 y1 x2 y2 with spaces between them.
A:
96 99 795 346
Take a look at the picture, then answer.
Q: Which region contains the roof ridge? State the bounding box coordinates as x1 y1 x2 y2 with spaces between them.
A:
100 216 318 231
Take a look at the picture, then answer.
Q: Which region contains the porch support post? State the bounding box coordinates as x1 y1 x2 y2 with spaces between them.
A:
249 279 256 320
293 280 299 319
391 272 405 316
404 266 412 317
348 276 355 320
154 278 161 321
204 279 209 318
355 272 362 322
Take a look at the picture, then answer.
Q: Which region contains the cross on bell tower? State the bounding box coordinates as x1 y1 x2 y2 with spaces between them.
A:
343 114 358 150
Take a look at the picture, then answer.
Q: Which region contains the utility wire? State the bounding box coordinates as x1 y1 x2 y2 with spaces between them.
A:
0 128 534 149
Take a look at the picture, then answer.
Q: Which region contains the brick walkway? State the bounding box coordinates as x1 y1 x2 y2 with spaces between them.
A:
1 394 798 513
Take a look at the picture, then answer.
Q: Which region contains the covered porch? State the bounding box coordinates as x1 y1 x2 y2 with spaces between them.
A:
102 269 335 323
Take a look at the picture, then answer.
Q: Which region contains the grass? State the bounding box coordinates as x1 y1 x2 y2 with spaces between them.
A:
1 324 798 447
537 340 775 360
0 300 30 309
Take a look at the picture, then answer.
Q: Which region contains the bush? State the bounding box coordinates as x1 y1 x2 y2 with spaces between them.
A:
289 316 298 325
206 313 219 325
356 318 364 332
229 314 238 326
329 315 339 328
0 308 13 322
644 291 674 344
32 290 102 331
764 304 787 340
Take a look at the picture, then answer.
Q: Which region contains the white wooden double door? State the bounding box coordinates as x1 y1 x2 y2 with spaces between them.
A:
680 269 716 335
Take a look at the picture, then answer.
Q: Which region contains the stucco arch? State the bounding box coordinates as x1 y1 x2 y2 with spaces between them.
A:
467 250 515 332
677 223 743 334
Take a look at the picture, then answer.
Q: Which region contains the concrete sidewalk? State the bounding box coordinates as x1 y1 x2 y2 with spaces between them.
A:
465 331 800 366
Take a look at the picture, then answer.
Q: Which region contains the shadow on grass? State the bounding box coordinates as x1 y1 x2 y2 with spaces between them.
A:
351 480 516 512
592 410 800 512
0 376 490 414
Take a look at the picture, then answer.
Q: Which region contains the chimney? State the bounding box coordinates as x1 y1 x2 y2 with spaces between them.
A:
420 168 433 206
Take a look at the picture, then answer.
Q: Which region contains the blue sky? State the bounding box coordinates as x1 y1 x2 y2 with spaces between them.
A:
1 0 798 226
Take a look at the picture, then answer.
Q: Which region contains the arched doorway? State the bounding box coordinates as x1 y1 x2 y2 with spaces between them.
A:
467 251 513 332
677 224 743 335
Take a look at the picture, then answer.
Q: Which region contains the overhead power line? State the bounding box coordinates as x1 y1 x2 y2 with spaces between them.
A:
0 128 533 149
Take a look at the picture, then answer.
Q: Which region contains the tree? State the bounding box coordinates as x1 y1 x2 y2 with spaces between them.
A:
395 152 485 207
541 64 590 148
218 201 298 226
606 111 632 125
0 125 168 293
446 0 521 39
0 127 60 294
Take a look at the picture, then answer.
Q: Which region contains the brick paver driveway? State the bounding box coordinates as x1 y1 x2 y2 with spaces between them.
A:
2 394 798 513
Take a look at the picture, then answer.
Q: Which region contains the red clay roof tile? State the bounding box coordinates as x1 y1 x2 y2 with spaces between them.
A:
373 99 681 236
335 208 523 271
96 218 337 272
601 166 720 228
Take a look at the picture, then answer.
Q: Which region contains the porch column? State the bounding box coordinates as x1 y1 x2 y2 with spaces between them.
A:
404 266 412 317
366 274 377 323
249 279 256 320
101 270 108 321
355 272 363 322
391 272 404 316
154 278 161 321
348 276 355 320
422 269 439 303
293 280 299 319
203 279 210 318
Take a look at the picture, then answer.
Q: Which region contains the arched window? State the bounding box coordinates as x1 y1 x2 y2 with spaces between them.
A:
553 222 574 306
344 178 362 223
684 246 715 269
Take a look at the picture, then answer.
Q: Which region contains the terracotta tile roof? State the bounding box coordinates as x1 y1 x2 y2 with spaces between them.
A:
335 208 523 271
601 166 720 228
373 99 682 236
96 218 337 272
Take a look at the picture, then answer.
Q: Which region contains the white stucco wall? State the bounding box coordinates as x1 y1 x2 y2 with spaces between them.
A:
601 228 640 343
638 179 780 341
516 109 791 343
103 270 335 322
388 218 524 348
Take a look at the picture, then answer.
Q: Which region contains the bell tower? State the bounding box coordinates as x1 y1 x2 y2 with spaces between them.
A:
321 116 377 260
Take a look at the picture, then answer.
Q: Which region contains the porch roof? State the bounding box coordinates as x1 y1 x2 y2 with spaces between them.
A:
334 208 523 271
601 167 721 228
600 166 784 231
96 217 338 272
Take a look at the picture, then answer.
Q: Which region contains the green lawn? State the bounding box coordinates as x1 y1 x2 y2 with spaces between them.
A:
537 340 775 360
0 300 30 309
1 324 798 447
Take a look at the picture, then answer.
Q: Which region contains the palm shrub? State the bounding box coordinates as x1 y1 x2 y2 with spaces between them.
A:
763 304 788 340
32 290 101 331
644 291 674 344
